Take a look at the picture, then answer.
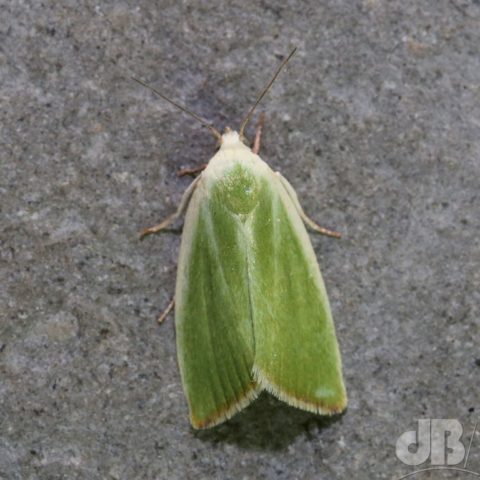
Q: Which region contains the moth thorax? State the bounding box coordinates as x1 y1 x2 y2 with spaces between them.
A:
216 164 259 215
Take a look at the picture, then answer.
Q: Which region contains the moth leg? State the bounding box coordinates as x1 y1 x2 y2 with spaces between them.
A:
276 172 342 239
140 175 202 239
158 297 175 323
252 112 266 154
177 164 208 177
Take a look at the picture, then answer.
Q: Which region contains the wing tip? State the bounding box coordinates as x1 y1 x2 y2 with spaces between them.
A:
253 366 347 416
188 366 347 428
190 384 261 429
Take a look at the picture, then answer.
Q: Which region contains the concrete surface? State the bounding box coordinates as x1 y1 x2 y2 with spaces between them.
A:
1 1 479 479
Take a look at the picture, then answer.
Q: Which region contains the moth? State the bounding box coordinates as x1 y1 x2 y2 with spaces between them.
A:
137 49 347 428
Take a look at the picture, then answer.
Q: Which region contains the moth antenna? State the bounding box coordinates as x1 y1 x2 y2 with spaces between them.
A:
239 47 297 139
131 77 222 141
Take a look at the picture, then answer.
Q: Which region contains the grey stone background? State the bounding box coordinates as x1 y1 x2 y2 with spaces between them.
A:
1 0 479 479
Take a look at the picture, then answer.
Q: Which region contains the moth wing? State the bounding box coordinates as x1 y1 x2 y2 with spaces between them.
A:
175 176 259 429
250 171 347 414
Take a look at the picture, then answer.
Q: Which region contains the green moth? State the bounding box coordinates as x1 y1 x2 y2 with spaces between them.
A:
137 49 347 429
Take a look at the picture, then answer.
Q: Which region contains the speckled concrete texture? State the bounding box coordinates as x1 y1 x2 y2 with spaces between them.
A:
1 1 479 479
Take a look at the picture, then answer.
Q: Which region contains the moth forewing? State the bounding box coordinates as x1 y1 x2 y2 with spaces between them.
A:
249 168 347 414
174 140 260 428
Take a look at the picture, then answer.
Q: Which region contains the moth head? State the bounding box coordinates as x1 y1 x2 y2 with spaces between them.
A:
220 128 245 148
